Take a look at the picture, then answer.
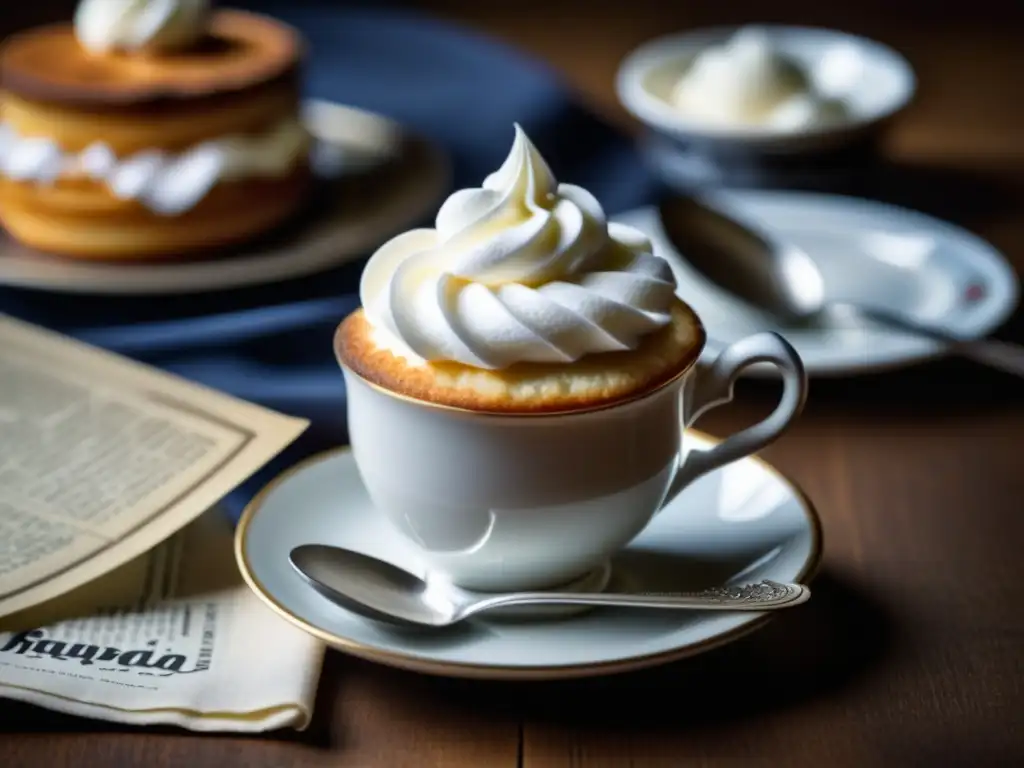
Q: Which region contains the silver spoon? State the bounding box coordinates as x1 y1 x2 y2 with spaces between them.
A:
289 544 811 629
657 195 1024 377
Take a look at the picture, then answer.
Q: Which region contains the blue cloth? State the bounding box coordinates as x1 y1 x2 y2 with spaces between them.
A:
0 1 658 523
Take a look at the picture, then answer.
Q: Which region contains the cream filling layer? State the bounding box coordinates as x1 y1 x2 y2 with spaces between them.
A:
0 117 309 216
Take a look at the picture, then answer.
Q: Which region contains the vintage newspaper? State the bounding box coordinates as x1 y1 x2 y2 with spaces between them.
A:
0 313 309 619
0 512 325 731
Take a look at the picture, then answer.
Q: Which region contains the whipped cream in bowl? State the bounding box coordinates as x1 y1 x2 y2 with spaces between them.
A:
669 28 848 132
359 124 678 370
74 0 211 55
616 24 916 152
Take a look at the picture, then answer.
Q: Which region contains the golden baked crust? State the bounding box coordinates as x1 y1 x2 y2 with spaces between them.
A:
0 11 302 107
0 11 310 260
1 78 299 155
335 299 706 414
0 166 310 259
0 80 309 258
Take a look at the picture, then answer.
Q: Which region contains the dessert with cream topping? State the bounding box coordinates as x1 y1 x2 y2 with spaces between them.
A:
335 125 704 413
670 27 848 131
0 0 310 259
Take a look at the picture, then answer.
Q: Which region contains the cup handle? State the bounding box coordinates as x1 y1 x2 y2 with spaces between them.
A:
665 332 808 503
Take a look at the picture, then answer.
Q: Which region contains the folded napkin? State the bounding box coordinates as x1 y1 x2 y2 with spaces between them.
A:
0 513 323 732
0 1 658 522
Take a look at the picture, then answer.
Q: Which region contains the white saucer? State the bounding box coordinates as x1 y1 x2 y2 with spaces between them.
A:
0 100 449 295
235 431 822 681
614 192 1018 377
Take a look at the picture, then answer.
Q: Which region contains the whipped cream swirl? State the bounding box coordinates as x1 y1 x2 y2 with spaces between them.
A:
74 0 211 55
360 125 678 370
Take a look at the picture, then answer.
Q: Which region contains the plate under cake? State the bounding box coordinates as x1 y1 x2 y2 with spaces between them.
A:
0 10 312 260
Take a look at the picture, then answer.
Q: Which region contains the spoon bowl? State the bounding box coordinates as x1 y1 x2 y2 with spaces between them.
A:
658 194 827 323
289 544 811 629
290 545 459 627
657 194 1024 378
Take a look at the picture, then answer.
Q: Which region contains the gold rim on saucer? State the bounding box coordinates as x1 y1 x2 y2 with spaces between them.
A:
233 429 824 681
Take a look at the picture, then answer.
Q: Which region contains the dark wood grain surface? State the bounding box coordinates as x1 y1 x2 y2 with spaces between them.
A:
2 1 1023 766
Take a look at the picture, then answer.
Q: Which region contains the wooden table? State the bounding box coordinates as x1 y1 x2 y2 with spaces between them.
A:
2 1 1023 765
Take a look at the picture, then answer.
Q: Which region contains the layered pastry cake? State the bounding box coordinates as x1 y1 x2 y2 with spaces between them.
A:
336 124 705 414
0 0 311 259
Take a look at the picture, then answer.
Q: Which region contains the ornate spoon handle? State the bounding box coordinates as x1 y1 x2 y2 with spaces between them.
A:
470 580 811 615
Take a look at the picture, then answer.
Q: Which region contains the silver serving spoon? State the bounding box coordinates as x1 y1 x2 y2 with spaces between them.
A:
658 195 1024 377
289 544 811 629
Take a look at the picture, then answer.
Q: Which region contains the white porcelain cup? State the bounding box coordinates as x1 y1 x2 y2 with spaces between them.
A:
340 331 807 592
